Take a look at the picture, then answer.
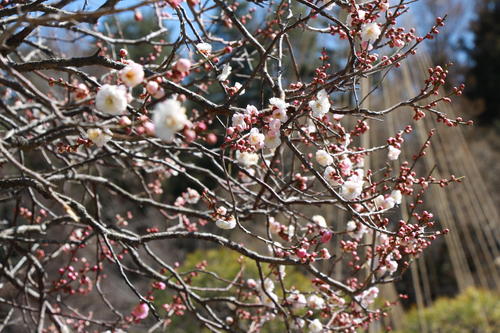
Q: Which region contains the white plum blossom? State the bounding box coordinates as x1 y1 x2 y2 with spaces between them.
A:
248 128 265 148
278 265 286 279
86 128 112 147
347 221 368 240
231 113 249 131
341 177 363 200
312 215 327 228
355 287 379 308
307 295 325 310
245 104 259 115
269 97 289 123
196 42 212 55
380 253 399 275
315 149 333 167
152 98 188 142
265 130 281 149
324 166 343 186
374 195 396 210
387 145 401 160
391 190 402 204
268 217 281 234
262 278 274 292
308 319 323 333
347 8 366 26
215 215 236 229
247 279 257 289
260 291 278 307
292 318 306 330
346 220 357 232
309 89 331 118
182 188 200 204
240 168 255 183
119 62 144 88
380 0 390 11
217 63 232 81
287 292 307 309
236 151 259 167
233 82 245 95
268 118 281 132
361 22 382 43
338 156 353 175
95 84 128 115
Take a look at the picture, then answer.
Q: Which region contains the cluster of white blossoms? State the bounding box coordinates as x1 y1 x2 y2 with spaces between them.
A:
214 206 237 230
152 98 189 142
236 151 259 167
373 189 402 211
354 286 379 311
95 84 128 115
264 118 282 149
309 89 331 118
286 291 307 310
315 149 334 167
387 145 402 160
341 170 365 200
217 63 232 81
307 294 325 310
119 62 145 88
86 128 112 147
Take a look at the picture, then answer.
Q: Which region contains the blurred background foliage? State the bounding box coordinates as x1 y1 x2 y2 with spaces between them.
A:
396 288 500 333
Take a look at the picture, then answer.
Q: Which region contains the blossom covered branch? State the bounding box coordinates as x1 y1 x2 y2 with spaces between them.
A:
0 0 469 332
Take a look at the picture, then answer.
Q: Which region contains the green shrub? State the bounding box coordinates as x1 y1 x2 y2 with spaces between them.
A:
397 288 500 333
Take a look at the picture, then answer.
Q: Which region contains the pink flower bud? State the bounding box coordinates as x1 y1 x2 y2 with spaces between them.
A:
247 279 257 288
206 133 217 145
119 116 132 127
321 231 332 243
184 129 197 142
131 303 149 320
174 58 191 73
119 49 128 58
143 121 155 136
153 88 165 99
134 10 143 22
146 81 159 95
296 248 307 258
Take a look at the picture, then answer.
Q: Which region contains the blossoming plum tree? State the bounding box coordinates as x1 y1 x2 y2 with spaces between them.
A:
0 0 470 332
